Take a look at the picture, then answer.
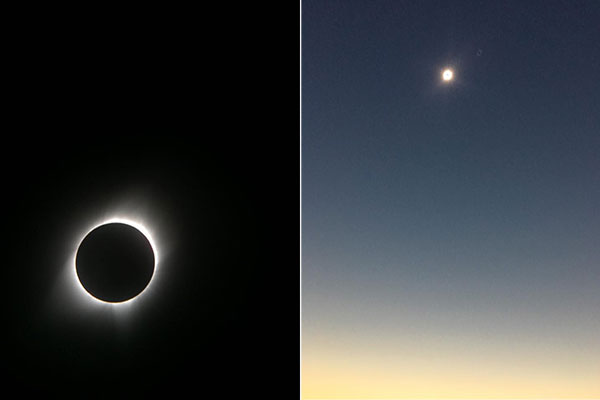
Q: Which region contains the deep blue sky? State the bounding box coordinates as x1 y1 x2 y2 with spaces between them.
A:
302 0 600 396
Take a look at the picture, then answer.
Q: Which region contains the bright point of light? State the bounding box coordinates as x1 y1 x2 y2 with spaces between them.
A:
72 216 159 306
442 69 454 81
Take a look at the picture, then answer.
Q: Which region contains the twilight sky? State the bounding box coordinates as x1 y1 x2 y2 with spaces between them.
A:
301 0 600 398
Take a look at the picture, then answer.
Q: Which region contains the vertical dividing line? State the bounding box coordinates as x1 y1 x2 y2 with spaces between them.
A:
299 0 303 398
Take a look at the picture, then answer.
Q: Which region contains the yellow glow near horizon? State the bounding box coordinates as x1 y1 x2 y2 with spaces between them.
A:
302 357 600 399
301 330 600 399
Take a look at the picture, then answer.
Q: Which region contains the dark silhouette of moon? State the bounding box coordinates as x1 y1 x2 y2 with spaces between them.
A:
76 223 155 303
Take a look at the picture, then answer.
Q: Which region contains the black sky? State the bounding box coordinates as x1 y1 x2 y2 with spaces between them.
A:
5 4 299 397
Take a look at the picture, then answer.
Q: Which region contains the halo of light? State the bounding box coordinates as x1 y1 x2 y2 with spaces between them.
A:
442 68 454 82
72 217 159 307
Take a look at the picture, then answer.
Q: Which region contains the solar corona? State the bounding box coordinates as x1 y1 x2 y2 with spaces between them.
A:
73 217 159 306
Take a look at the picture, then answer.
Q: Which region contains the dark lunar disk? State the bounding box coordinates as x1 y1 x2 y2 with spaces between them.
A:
76 223 155 303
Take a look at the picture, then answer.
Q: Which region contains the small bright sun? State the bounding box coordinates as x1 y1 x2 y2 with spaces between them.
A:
442 69 454 82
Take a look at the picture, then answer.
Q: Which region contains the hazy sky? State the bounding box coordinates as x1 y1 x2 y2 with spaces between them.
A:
302 0 600 398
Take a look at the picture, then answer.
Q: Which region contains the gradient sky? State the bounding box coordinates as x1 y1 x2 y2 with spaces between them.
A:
301 1 600 398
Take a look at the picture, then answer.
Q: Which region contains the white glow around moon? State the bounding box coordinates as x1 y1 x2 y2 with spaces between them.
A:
71 216 160 307
442 68 454 81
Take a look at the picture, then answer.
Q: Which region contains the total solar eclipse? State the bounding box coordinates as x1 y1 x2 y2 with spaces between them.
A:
75 222 156 303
